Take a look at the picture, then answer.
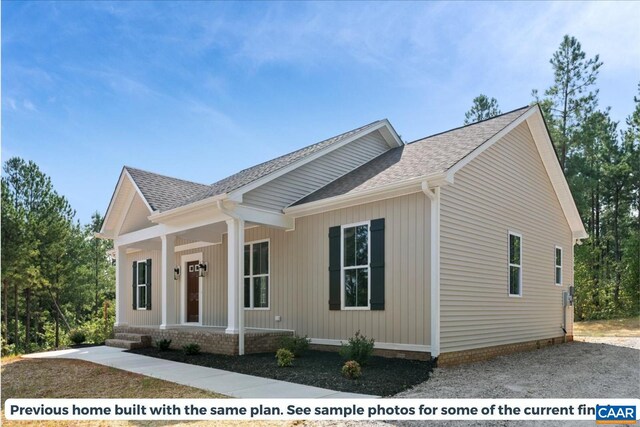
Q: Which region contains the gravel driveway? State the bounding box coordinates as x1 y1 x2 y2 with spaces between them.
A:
308 338 639 427
388 337 640 427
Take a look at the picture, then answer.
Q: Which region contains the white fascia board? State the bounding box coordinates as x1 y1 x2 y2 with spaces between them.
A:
175 241 217 252
148 193 228 224
378 119 404 148
123 169 154 214
227 121 398 201
101 169 153 238
445 106 537 181
115 209 230 247
233 204 295 230
525 109 588 239
283 173 447 218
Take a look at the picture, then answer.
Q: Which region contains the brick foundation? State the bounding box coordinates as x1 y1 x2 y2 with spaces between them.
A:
114 326 292 355
309 343 431 361
437 335 573 367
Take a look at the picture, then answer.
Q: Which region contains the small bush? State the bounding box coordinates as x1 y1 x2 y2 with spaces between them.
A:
278 334 310 357
156 339 172 351
341 360 362 379
339 330 375 365
182 343 200 355
275 348 294 367
69 329 86 345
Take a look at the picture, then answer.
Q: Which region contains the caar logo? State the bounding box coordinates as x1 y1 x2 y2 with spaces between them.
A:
596 405 636 424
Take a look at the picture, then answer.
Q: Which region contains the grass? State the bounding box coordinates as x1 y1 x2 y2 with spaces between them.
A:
0 356 293 427
129 348 433 396
574 317 640 337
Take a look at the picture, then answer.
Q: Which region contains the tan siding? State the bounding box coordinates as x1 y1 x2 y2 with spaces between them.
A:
124 250 162 326
439 122 574 353
119 195 154 235
243 131 391 211
243 193 431 345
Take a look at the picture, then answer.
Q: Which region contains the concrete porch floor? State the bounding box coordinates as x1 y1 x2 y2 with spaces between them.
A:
24 346 377 399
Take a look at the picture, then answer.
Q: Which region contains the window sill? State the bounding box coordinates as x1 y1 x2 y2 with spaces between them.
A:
244 307 270 311
341 306 371 311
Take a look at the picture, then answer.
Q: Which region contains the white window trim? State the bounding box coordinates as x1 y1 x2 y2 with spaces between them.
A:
341 220 371 310
508 231 522 298
555 245 563 286
244 238 270 310
180 252 203 325
135 260 147 310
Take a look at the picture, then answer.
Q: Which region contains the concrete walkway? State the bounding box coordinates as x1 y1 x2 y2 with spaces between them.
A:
24 346 376 399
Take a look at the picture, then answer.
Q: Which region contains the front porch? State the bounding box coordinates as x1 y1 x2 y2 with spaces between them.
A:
114 325 293 355
109 197 296 356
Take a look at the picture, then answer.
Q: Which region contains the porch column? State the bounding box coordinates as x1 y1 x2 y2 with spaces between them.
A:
225 218 244 335
114 245 128 326
160 234 177 329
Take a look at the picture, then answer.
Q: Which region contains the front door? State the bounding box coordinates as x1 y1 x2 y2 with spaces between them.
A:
186 261 199 323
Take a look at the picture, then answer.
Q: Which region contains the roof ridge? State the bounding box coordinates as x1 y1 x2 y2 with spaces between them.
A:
124 166 209 187
406 105 532 145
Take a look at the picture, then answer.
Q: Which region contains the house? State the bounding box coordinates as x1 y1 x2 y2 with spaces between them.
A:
99 105 587 366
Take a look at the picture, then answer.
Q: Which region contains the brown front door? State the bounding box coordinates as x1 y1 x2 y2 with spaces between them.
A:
186 261 199 323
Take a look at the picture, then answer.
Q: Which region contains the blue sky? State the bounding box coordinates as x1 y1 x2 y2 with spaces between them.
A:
3 2 639 224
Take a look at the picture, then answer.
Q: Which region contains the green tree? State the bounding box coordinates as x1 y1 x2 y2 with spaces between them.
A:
533 35 602 172
464 94 502 125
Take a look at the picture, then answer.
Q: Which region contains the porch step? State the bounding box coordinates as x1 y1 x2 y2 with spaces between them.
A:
105 333 153 350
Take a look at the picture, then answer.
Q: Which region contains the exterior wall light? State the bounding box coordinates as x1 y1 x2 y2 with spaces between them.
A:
198 262 208 277
173 267 180 280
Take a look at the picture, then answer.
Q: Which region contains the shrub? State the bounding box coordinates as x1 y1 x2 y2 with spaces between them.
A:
156 339 172 351
275 348 294 367
278 334 310 357
182 343 200 355
69 329 86 345
341 360 362 379
339 330 375 365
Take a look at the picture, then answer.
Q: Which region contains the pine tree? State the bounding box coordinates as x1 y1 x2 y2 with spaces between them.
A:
464 95 502 124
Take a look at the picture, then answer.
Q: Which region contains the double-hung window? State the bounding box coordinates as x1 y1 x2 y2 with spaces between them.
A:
508 232 522 296
555 246 563 285
136 260 147 310
244 240 269 309
342 222 370 309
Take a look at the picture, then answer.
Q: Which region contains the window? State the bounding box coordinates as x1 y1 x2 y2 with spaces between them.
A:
244 240 269 309
555 246 563 285
136 260 147 310
342 222 370 308
508 232 522 296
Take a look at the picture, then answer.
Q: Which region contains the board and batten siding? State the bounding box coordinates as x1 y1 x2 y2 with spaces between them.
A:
120 193 431 347
244 192 431 346
124 250 162 326
439 121 574 353
243 130 391 211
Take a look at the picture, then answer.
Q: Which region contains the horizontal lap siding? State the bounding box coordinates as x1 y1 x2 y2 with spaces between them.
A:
243 131 391 211
244 193 431 345
440 122 574 353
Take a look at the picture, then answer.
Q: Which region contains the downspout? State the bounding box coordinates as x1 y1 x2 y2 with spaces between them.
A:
422 181 440 359
217 200 246 356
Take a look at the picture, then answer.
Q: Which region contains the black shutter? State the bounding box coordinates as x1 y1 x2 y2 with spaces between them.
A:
370 218 385 310
328 226 341 310
132 261 137 310
146 259 152 310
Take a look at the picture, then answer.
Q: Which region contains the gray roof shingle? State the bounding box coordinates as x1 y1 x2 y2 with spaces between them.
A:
293 106 531 206
126 120 384 212
125 167 210 212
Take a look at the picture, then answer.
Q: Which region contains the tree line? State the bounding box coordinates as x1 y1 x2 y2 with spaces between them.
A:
1 158 115 354
465 35 639 320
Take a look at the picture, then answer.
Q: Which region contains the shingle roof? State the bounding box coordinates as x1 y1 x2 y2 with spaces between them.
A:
125 167 210 212
126 120 384 212
293 106 531 206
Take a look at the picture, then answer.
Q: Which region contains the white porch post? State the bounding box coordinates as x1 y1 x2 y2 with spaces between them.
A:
225 218 245 347
160 234 176 329
114 245 128 326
